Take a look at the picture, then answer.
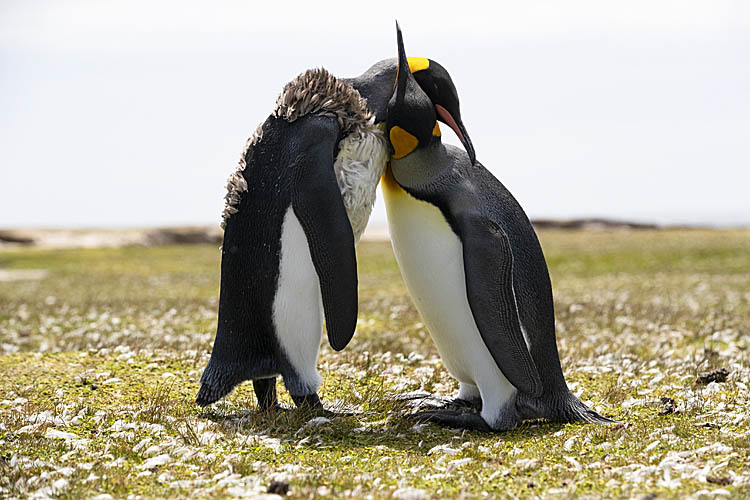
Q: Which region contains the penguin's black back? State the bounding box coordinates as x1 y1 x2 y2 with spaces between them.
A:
199 115 310 401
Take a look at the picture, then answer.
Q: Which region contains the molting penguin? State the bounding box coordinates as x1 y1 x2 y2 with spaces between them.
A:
196 52 475 412
382 27 614 431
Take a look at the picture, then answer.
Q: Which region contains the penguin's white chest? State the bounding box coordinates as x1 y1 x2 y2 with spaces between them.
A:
333 123 389 242
382 172 516 417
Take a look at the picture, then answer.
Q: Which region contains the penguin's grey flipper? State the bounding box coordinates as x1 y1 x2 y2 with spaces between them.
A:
290 116 359 352
458 213 543 398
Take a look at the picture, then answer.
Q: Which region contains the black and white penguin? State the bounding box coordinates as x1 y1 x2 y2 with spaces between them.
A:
196 52 476 412
382 27 614 431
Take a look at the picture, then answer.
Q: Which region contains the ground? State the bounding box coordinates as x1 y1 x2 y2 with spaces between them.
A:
0 229 748 499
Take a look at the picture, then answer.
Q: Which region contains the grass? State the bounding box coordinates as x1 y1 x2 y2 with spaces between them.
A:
1 228 749 499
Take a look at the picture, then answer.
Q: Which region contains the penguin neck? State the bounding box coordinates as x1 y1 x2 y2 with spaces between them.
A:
390 140 450 190
342 59 398 124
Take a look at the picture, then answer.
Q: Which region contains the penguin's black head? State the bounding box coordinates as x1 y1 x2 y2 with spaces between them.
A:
411 59 475 165
388 24 476 164
387 26 438 160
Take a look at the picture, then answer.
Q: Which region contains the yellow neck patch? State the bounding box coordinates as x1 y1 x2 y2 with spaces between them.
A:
381 162 400 193
390 126 418 159
432 122 441 137
407 57 430 73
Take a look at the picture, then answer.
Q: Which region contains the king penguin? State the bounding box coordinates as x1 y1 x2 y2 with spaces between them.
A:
195 46 477 412
382 26 614 431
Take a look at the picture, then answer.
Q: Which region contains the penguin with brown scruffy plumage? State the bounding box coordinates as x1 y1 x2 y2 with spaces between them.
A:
196 49 477 413
383 25 615 431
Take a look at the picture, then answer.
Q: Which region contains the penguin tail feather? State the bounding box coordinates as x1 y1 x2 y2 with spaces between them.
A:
562 393 618 425
195 382 228 407
195 361 244 407
517 390 618 425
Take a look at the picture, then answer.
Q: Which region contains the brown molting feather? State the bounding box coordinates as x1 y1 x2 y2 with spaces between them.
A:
274 68 373 135
220 122 263 229
221 68 373 229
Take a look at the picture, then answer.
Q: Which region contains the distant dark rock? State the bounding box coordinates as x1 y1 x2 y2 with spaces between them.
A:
697 368 729 385
707 476 732 486
531 218 659 230
0 231 35 245
144 227 222 246
658 397 676 415
267 480 290 495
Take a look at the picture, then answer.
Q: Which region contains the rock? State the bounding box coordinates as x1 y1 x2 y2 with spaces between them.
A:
707 476 732 486
267 480 289 495
659 397 677 415
0 230 34 245
140 454 171 470
697 369 729 385
144 228 222 246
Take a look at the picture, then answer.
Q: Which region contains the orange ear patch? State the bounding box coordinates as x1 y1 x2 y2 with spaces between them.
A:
432 122 441 137
390 126 418 159
407 57 430 73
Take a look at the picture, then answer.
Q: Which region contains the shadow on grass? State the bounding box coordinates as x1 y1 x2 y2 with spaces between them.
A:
194 395 573 456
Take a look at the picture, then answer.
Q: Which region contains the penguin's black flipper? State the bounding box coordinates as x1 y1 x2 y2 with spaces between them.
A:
291 116 359 352
458 213 543 397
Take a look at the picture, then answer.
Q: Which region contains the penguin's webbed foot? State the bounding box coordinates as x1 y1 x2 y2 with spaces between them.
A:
421 397 482 412
407 409 493 433
290 393 354 417
389 392 482 411
291 393 324 410
449 397 483 411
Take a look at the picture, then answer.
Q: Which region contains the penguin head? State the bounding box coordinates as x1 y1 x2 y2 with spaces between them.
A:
410 59 475 165
387 24 476 164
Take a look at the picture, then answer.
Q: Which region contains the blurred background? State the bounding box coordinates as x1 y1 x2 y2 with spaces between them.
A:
1 0 748 233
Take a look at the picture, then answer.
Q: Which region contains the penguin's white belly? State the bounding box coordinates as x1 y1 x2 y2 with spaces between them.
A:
272 206 324 394
382 177 517 421
270 124 388 394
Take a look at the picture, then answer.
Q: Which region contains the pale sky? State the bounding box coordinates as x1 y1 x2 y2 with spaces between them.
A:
1 0 749 228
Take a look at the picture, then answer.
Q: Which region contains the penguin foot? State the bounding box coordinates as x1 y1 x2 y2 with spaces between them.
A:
449 398 483 411
290 394 356 417
290 393 335 417
419 396 482 412
253 378 279 412
392 392 482 412
389 391 434 403
407 410 493 433
291 393 324 410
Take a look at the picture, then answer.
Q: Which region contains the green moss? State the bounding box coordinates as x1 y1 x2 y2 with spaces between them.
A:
1 230 749 498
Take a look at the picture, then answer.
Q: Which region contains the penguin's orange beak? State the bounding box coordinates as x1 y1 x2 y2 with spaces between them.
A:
435 104 476 165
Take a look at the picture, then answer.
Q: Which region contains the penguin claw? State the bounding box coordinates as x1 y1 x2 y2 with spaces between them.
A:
418 397 482 412
290 394 356 418
447 398 483 411
406 409 493 433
